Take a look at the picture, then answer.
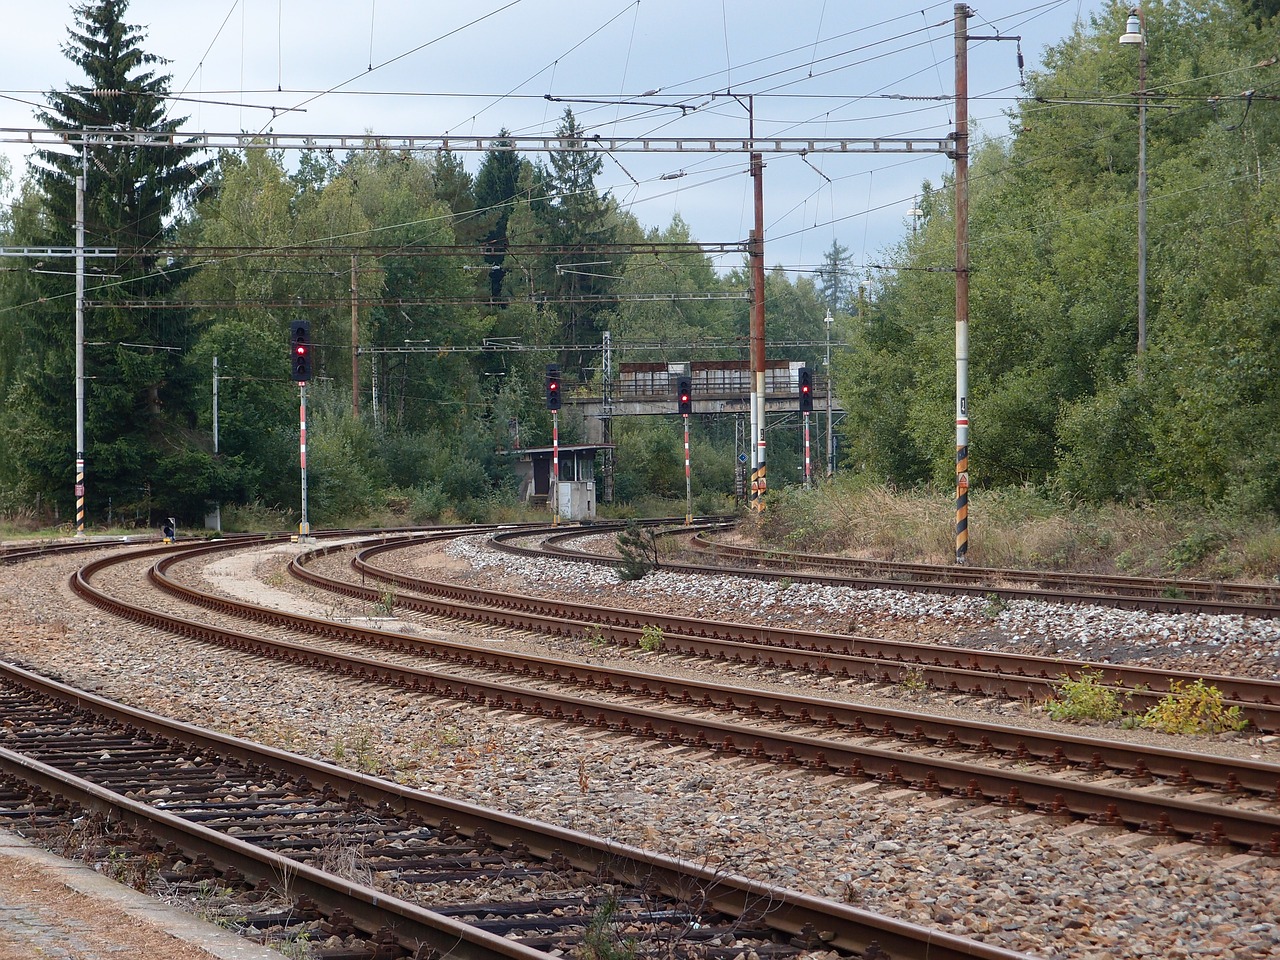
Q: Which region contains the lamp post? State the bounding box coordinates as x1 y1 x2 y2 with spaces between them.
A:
1120 6 1147 355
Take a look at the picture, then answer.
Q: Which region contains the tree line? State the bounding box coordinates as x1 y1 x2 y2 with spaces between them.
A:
842 0 1280 517
1 0 1277 530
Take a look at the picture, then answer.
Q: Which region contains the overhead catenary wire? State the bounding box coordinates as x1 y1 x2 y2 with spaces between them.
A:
6 1 1269 295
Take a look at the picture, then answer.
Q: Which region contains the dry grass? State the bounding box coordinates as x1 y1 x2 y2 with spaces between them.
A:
744 479 1280 582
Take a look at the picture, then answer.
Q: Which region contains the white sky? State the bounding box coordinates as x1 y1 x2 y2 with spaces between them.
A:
2 0 1105 280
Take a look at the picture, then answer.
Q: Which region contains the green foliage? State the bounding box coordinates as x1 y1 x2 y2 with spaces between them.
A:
897 666 928 695
0 0 215 525
1139 679 1248 735
616 520 658 581
638 625 664 653
981 593 1008 619
832 0 1280 515
1045 670 1124 723
6 1 1280 530
580 896 638 960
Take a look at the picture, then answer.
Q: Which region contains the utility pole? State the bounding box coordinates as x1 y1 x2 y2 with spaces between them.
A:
748 96 768 513
351 253 361 419
299 383 311 540
212 356 221 534
601 332 614 503
824 310 834 477
954 3 972 564
74 152 86 537
1120 6 1148 356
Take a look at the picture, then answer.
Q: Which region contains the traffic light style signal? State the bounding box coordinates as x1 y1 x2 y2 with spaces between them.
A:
290 320 312 382
798 367 814 413
677 376 692 416
545 363 562 411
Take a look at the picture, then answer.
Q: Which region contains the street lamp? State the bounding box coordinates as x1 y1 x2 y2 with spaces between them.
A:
1120 6 1147 355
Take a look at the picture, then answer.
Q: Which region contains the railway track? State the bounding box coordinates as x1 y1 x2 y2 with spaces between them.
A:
59 533 1280 855
0 661 1031 960
524 523 1280 619
355 529 1280 732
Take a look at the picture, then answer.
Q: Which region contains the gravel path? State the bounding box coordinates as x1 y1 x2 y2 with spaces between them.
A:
2 535 1279 960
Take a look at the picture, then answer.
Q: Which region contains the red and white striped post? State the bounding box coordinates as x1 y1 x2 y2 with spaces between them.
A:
298 383 310 540
803 412 812 486
683 413 692 525
551 411 560 527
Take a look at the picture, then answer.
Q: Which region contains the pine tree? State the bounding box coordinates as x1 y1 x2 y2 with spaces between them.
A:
9 0 213 524
474 131 526 299
538 108 618 379
815 240 853 315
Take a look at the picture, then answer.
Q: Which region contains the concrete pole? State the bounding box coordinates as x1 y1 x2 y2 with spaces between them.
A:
749 97 768 512
351 253 361 418
212 357 221 534
1136 13 1148 355
74 163 86 537
683 413 692 525
299 383 310 540
954 3 972 564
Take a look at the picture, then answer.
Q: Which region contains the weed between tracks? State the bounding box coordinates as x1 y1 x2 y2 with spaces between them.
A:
1046 671 1247 734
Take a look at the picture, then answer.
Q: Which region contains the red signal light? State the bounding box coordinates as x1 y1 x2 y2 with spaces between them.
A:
545 363 562 411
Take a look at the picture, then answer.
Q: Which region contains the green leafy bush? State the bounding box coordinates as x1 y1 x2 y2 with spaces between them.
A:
1139 679 1248 735
1045 670 1124 723
638 625 664 652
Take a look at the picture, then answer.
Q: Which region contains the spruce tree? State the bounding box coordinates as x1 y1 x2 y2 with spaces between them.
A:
538 108 618 380
10 0 212 525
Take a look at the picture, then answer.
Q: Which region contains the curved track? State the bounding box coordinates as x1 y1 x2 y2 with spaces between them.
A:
49 531 1275 854
390 528 1280 731
531 523 1280 619
0 661 1022 960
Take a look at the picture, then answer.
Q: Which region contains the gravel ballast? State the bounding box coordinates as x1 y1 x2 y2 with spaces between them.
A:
2 535 1279 960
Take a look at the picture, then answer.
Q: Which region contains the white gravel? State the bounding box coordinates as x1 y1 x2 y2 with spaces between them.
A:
443 535 1280 677
2 535 1280 960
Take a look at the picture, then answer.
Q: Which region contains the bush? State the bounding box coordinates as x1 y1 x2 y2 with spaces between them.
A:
616 521 658 581
638 624 664 653
1139 679 1248 735
1045 670 1124 723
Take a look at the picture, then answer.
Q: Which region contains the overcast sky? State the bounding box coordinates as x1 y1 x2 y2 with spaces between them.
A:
2 0 1107 280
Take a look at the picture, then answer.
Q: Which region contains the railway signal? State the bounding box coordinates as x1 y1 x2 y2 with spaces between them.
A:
290 320 312 382
798 367 814 413
676 376 692 416
545 363 562 411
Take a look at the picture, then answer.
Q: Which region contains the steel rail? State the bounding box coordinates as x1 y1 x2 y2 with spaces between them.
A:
0 664 1033 960
368 530 1280 731
672 529 1280 617
66 534 1280 852
484 528 1280 719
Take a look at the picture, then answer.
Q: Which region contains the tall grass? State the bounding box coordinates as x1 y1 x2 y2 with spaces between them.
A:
743 477 1280 580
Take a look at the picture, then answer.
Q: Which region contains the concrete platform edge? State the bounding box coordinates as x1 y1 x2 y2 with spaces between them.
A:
0 829 281 959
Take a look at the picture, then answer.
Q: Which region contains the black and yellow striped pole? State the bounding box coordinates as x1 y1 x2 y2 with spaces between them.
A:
74 167 86 537
74 456 85 537
954 2 971 564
